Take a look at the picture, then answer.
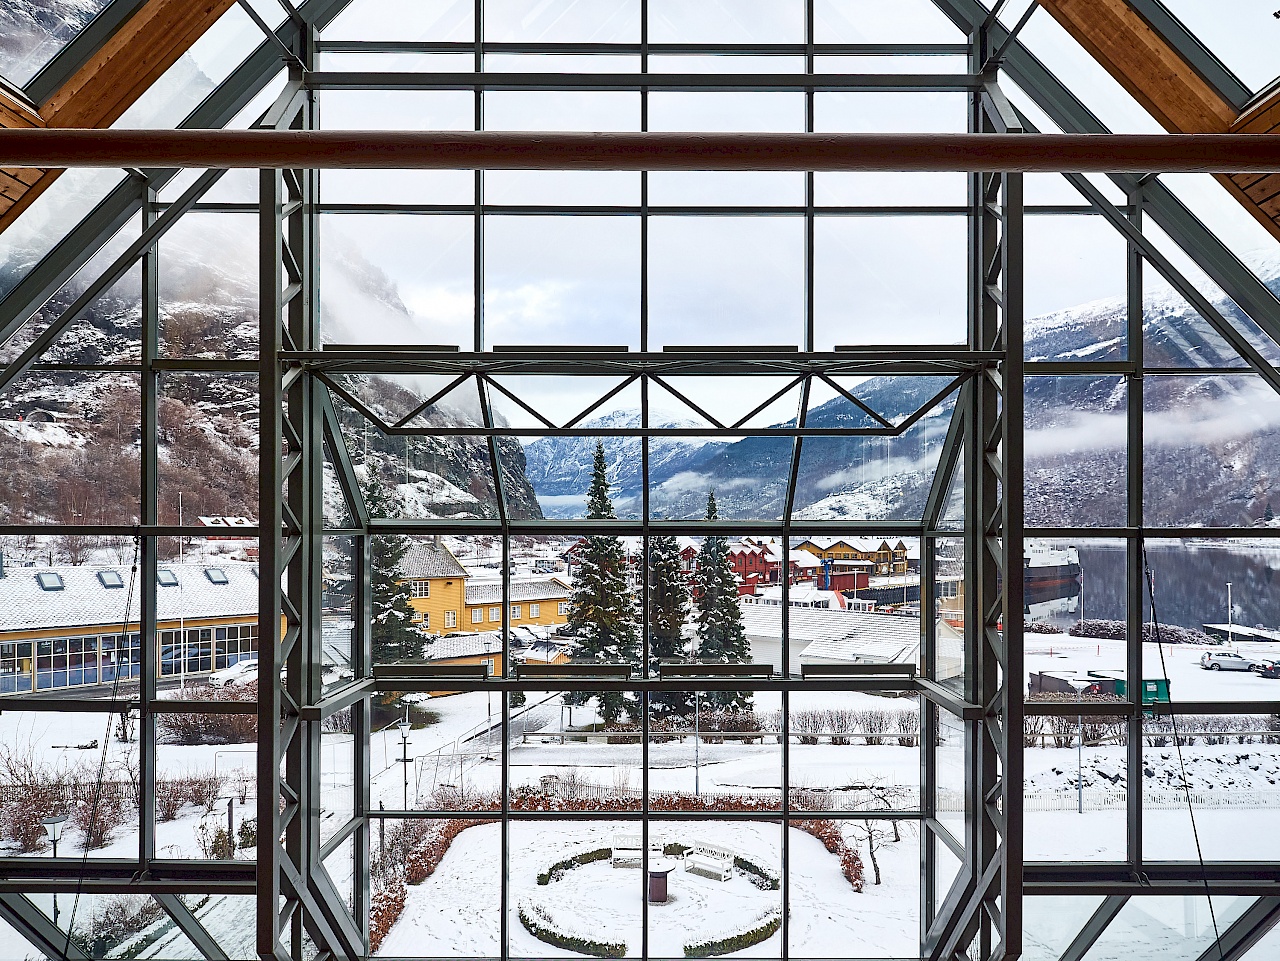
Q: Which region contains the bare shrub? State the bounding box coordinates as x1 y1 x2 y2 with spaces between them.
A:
71 793 129 850
155 772 226 821
863 710 893 746
156 682 258 744
78 895 164 957
0 742 80 852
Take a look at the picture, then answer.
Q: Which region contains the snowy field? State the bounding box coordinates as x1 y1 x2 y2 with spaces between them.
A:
1024 636 1280 862
0 638 1273 957
377 820 920 959
1026 633 1280 703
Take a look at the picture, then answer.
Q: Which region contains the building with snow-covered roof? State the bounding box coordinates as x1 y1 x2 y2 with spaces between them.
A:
740 603 936 678
0 561 260 694
792 537 910 575
398 540 571 635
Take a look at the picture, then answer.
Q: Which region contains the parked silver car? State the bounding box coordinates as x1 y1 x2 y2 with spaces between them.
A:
1199 651 1256 671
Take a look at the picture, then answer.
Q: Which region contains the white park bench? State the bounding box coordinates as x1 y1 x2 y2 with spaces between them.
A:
610 833 665 867
684 842 735 881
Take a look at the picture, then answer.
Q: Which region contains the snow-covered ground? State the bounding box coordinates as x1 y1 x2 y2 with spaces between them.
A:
377 819 919 959
2 659 1273 957
1026 633 1280 703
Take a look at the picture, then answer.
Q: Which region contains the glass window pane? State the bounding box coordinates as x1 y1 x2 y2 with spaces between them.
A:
324 0 474 41
0 0 113 87
483 216 640 350
815 216 967 348
649 0 804 44
1025 377 1127 527
320 215 473 348
485 0 639 43
1144 375 1280 528
649 217 805 350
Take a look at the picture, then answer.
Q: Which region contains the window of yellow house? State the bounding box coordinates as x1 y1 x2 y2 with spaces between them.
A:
481 658 494 676
511 605 521 620
445 611 457 629
489 606 500 622
557 601 569 616
418 612 428 628
411 580 430 598
529 603 540 618
471 608 483 624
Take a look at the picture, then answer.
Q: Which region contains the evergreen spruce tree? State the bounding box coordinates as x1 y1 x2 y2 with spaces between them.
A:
566 442 641 724
648 533 692 718
365 472 429 664
693 490 752 711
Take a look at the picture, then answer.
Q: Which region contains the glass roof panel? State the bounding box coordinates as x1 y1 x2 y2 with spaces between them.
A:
0 0 115 88
1157 0 1277 94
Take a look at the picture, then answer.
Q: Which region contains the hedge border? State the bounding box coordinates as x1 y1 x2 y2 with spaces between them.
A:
537 847 611 885
684 908 783 958
518 899 627 958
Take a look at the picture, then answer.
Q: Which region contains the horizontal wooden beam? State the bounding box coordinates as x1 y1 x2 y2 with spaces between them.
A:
5 129 1280 172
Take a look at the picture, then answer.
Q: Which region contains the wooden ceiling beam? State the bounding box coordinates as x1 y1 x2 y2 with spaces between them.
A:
0 0 236 233
1038 0 1280 244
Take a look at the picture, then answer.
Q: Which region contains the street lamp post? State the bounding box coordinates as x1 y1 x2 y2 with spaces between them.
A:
693 690 700 798
42 814 68 926
397 714 412 811
1067 678 1092 813
1227 581 1233 646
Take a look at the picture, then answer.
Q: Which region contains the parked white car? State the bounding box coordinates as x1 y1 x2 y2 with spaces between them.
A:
1198 651 1256 672
208 658 258 687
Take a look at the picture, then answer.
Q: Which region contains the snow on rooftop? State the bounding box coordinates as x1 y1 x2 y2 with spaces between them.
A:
465 578 570 605
0 562 258 633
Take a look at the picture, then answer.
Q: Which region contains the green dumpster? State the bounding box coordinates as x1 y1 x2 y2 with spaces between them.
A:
1115 678 1171 704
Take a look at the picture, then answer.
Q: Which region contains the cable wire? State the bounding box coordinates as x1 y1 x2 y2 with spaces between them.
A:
60 532 141 957
1143 544 1225 961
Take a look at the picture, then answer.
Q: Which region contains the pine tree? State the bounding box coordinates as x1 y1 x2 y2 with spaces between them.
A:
693 490 752 711
566 442 640 724
648 533 692 718
365 472 429 664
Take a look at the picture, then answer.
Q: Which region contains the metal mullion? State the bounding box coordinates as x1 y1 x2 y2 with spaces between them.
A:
999 162 1025 961
370 517 924 536
1126 188 1145 879
303 70 981 91
139 184 159 868
257 163 288 961
317 203 977 216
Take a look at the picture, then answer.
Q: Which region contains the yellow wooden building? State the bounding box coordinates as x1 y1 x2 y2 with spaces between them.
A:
399 542 571 636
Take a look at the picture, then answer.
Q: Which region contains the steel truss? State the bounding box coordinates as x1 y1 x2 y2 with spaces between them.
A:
2 2 1280 960
257 61 367 961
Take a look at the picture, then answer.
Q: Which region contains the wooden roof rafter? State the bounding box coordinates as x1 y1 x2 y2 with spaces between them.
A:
1037 0 1280 244
0 0 237 231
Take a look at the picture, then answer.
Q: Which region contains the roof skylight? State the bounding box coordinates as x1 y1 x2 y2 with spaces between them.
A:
157 569 179 587
35 572 64 591
97 570 124 588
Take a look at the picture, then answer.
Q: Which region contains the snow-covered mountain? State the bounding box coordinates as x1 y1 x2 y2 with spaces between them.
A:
517 258 1280 526
522 409 723 517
